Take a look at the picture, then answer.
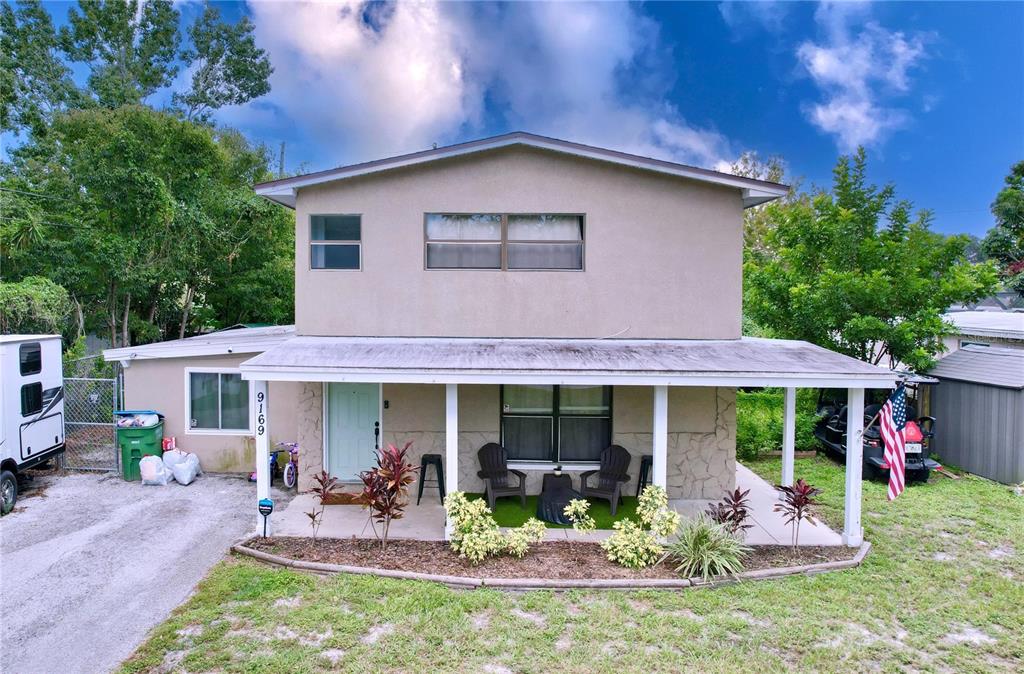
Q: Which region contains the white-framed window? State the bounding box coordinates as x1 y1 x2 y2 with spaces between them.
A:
310 214 361 270
185 368 252 434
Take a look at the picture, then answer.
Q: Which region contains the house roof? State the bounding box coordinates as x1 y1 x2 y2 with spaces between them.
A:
103 325 296 363
945 310 1024 341
239 335 897 388
254 131 789 210
927 345 1024 389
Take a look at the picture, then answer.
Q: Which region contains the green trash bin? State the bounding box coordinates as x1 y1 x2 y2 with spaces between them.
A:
115 410 165 481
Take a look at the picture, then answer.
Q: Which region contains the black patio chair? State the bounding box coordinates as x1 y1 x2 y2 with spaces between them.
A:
476 443 527 509
580 444 632 516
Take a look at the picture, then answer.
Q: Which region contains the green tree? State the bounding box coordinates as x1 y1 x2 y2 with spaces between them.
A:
60 0 181 107
173 3 273 122
0 276 71 334
745 148 998 372
981 160 1024 293
0 0 83 136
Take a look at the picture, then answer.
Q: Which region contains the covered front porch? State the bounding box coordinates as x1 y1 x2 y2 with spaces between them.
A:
270 462 845 546
241 336 896 548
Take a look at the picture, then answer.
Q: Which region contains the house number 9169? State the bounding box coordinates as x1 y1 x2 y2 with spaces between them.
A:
257 391 266 436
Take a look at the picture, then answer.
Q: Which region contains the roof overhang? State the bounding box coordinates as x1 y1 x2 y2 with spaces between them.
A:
103 326 296 364
254 132 789 211
239 336 898 389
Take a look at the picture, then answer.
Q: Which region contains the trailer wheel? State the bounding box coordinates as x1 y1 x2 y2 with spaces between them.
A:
0 470 16 515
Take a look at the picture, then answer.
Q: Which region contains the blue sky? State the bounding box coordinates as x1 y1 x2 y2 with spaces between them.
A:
36 1 1024 237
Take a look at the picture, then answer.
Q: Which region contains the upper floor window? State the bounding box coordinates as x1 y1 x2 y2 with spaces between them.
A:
311 214 361 270
425 213 583 270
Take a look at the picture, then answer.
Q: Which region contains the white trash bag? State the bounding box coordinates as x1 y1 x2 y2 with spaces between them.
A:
172 453 202 486
162 449 188 472
140 454 172 486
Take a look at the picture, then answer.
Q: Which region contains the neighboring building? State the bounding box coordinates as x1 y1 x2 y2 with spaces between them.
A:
106 132 896 546
942 310 1024 353
927 346 1024 484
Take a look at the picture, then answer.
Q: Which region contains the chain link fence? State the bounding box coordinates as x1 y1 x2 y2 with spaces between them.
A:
63 376 119 471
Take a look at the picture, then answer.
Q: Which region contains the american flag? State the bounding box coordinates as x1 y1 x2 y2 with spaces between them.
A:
879 384 908 501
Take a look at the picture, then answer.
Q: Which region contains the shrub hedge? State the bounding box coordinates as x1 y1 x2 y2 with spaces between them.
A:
735 388 823 461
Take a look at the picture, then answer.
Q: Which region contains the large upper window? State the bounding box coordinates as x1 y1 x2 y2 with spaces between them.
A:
500 385 611 462
188 371 251 433
425 213 583 270
311 214 361 270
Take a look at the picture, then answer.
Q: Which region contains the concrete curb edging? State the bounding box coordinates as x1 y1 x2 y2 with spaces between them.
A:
231 540 871 591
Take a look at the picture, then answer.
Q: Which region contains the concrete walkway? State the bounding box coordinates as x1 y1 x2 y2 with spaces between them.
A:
274 463 843 546
0 471 292 674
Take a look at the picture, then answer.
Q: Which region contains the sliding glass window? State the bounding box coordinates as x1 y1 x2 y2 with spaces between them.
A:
311 214 361 270
425 213 584 270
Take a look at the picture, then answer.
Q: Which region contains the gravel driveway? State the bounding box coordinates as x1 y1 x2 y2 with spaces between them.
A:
0 471 291 674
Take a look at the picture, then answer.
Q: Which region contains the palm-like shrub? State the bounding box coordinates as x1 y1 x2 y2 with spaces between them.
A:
706 487 752 535
773 479 822 550
667 516 750 581
358 442 418 550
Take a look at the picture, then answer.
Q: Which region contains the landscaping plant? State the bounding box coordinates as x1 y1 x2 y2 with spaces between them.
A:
564 498 596 535
443 492 546 564
358 442 419 551
668 515 750 581
601 485 680 569
306 470 338 540
774 479 822 550
706 487 753 535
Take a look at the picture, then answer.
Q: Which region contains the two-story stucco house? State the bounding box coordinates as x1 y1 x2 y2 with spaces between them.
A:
105 132 896 546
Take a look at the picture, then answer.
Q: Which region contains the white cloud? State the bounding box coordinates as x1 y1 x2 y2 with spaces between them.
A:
797 4 930 151
231 1 735 171
718 1 790 37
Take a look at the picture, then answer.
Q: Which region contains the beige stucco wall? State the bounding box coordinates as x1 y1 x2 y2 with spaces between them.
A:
122 354 301 473
296 382 735 499
292 146 743 339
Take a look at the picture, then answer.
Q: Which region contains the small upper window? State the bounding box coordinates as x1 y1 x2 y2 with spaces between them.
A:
20 342 41 376
21 382 43 416
311 214 361 270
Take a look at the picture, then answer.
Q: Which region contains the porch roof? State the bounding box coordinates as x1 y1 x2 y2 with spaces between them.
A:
239 336 897 388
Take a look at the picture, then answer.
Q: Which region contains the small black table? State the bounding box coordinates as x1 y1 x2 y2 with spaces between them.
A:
536 473 582 525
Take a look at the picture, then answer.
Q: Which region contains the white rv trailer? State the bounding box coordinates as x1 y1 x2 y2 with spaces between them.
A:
0 335 65 513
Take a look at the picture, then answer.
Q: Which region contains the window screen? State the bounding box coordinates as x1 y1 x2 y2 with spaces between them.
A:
189 372 250 431
425 213 583 270
501 385 610 462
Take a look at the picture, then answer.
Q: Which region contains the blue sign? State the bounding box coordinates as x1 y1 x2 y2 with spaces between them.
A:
258 498 274 516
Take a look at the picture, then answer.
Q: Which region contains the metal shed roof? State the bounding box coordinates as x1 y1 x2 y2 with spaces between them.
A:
239 336 896 388
253 131 789 210
945 311 1024 340
103 325 296 362
928 345 1024 389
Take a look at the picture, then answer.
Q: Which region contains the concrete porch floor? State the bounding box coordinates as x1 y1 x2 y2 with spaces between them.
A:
272 463 844 546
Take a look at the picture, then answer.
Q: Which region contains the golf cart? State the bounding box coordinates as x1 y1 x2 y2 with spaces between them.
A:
814 384 941 482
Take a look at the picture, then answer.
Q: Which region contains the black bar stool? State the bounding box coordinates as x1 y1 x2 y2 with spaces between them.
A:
417 454 445 505
636 455 653 496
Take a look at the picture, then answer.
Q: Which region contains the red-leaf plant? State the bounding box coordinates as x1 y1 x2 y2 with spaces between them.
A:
307 471 339 540
706 487 752 535
358 442 419 550
773 479 822 551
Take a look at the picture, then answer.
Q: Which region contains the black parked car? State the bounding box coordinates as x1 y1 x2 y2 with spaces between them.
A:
813 389 940 482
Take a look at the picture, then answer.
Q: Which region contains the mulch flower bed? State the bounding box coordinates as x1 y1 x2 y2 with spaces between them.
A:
245 536 856 580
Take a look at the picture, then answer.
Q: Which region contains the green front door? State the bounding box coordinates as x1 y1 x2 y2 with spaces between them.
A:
326 383 380 482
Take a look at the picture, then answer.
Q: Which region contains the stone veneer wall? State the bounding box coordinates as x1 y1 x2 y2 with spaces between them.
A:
296 382 735 499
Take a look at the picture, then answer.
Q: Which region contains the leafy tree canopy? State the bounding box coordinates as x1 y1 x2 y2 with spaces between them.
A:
0 275 71 334
745 148 998 372
981 160 1024 294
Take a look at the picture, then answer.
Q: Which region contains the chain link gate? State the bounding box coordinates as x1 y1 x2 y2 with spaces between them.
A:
63 376 120 471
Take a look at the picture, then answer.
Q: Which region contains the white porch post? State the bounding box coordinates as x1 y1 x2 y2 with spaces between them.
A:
843 387 865 547
254 380 271 534
652 385 668 489
444 383 458 540
781 387 796 487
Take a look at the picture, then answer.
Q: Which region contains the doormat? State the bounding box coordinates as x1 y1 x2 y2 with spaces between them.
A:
321 492 365 505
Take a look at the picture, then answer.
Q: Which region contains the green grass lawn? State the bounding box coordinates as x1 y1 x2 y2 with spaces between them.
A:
121 456 1023 673
466 493 639 528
